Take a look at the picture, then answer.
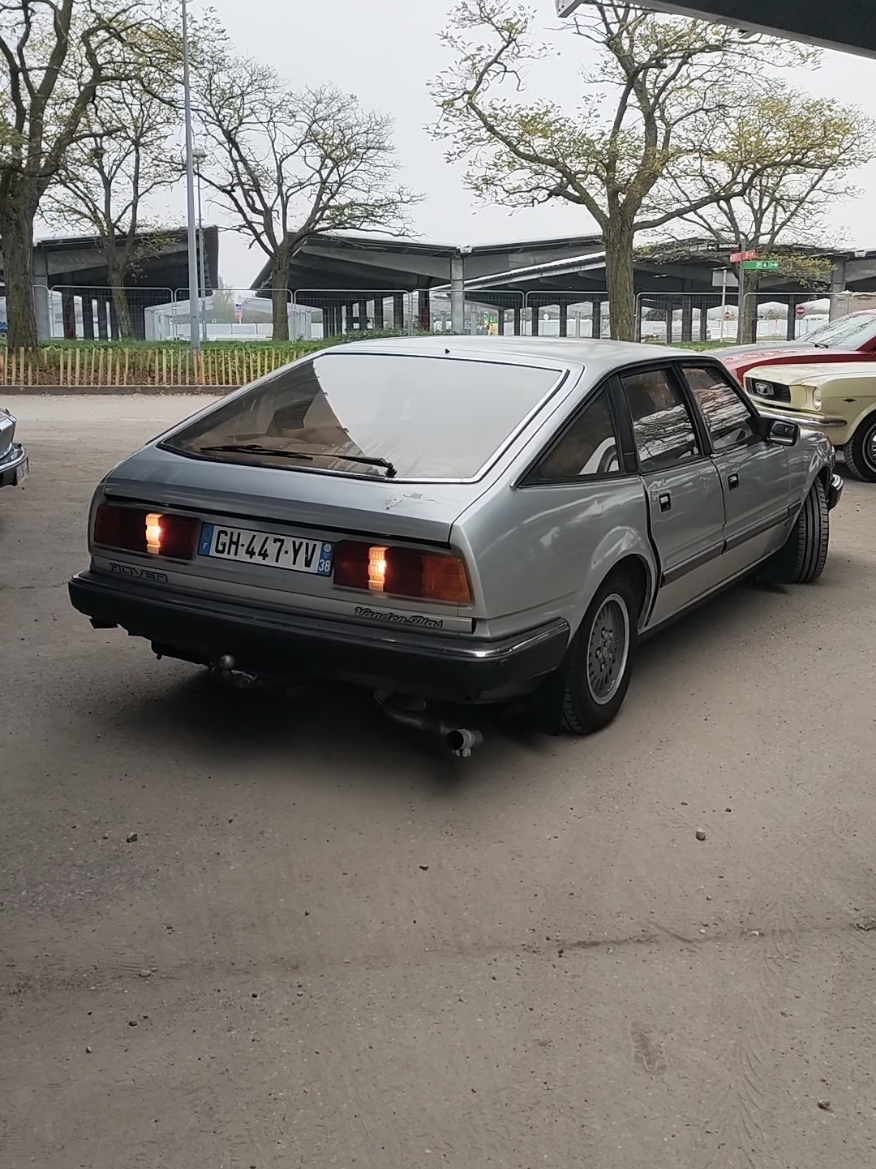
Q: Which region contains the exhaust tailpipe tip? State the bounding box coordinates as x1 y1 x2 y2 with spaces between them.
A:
445 728 483 758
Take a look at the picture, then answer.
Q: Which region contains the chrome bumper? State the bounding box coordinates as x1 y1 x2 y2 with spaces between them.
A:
755 405 846 429
0 443 28 488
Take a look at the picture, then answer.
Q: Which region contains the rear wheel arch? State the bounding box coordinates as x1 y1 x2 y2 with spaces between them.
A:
605 555 651 626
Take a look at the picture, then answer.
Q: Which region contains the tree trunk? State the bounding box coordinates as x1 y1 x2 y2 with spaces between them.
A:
271 249 291 341
0 196 38 350
740 271 760 344
103 247 136 339
106 268 135 339
604 220 637 341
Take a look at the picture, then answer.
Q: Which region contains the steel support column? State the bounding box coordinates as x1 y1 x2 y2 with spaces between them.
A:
450 256 465 333
96 298 109 341
393 293 405 330
786 297 798 340
591 298 602 339
61 290 76 339
81 295 95 339
681 297 694 342
418 290 431 331
830 261 847 320
558 302 568 337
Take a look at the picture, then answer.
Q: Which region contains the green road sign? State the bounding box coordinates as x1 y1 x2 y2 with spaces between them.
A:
743 260 780 271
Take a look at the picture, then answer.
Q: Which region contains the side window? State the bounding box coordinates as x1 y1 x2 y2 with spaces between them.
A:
682 367 758 451
530 390 620 481
620 369 701 473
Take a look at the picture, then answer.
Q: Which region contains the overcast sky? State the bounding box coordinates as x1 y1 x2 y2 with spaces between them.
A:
186 0 876 288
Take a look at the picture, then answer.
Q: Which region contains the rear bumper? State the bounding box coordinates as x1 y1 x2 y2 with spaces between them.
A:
68 571 571 701
0 444 28 488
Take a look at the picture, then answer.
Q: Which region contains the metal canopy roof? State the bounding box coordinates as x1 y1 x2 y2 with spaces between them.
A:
556 1 876 59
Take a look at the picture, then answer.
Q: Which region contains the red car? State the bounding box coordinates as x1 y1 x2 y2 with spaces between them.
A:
716 309 876 379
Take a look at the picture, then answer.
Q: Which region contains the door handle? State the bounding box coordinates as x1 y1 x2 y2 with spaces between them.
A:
728 473 739 491
658 492 672 512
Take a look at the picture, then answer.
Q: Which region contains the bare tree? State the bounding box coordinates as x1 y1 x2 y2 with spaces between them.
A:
0 0 178 349
431 0 811 340
44 80 183 336
194 56 420 340
671 82 876 340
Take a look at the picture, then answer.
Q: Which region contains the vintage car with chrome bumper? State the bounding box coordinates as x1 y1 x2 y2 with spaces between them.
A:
744 361 876 481
0 407 28 489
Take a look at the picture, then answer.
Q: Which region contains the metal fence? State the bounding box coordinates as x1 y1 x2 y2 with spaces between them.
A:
635 290 841 345
16 280 870 356
28 286 609 342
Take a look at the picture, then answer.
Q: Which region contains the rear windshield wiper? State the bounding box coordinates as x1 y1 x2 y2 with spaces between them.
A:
331 453 397 478
199 443 313 461
199 443 397 478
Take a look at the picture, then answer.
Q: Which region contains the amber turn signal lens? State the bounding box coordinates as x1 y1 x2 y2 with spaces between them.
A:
420 552 472 603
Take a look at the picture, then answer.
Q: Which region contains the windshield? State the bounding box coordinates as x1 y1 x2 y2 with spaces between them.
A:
164 351 562 480
804 312 876 349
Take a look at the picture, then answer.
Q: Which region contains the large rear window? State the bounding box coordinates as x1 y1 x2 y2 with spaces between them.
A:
164 352 561 480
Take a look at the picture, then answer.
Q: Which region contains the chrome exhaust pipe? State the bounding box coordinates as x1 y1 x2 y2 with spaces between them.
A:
377 695 483 757
444 728 483 758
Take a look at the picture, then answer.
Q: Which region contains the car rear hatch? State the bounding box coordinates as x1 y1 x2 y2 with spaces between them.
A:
90 346 570 632
94 460 486 632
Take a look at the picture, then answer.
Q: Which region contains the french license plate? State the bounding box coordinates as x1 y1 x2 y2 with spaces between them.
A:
14 457 29 485
198 523 334 576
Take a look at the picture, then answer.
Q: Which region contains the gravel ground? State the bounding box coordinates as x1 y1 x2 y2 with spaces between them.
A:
2 394 876 1169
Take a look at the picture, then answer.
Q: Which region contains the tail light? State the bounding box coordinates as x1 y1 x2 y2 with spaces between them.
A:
93 504 198 560
333 541 472 603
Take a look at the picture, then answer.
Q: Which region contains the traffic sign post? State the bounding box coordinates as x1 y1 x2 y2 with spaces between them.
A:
736 253 746 343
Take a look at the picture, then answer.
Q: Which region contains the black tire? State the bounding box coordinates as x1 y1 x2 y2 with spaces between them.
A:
843 415 876 482
561 571 641 735
762 477 829 585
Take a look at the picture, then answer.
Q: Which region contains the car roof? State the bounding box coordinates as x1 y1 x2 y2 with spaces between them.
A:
323 335 696 379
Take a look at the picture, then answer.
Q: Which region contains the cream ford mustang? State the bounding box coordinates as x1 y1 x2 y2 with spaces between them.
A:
744 361 876 481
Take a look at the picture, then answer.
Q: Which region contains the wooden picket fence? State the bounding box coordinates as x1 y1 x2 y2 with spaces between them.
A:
0 345 308 387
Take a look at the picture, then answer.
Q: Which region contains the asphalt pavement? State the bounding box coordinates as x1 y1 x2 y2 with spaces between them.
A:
2 394 876 1169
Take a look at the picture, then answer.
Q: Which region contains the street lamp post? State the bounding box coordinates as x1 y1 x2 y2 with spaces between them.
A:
181 0 201 351
193 147 208 342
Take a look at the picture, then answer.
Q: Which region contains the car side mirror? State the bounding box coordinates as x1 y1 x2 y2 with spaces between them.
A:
766 418 799 447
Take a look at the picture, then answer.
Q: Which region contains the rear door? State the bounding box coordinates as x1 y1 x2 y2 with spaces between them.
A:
616 367 726 628
679 365 790 575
